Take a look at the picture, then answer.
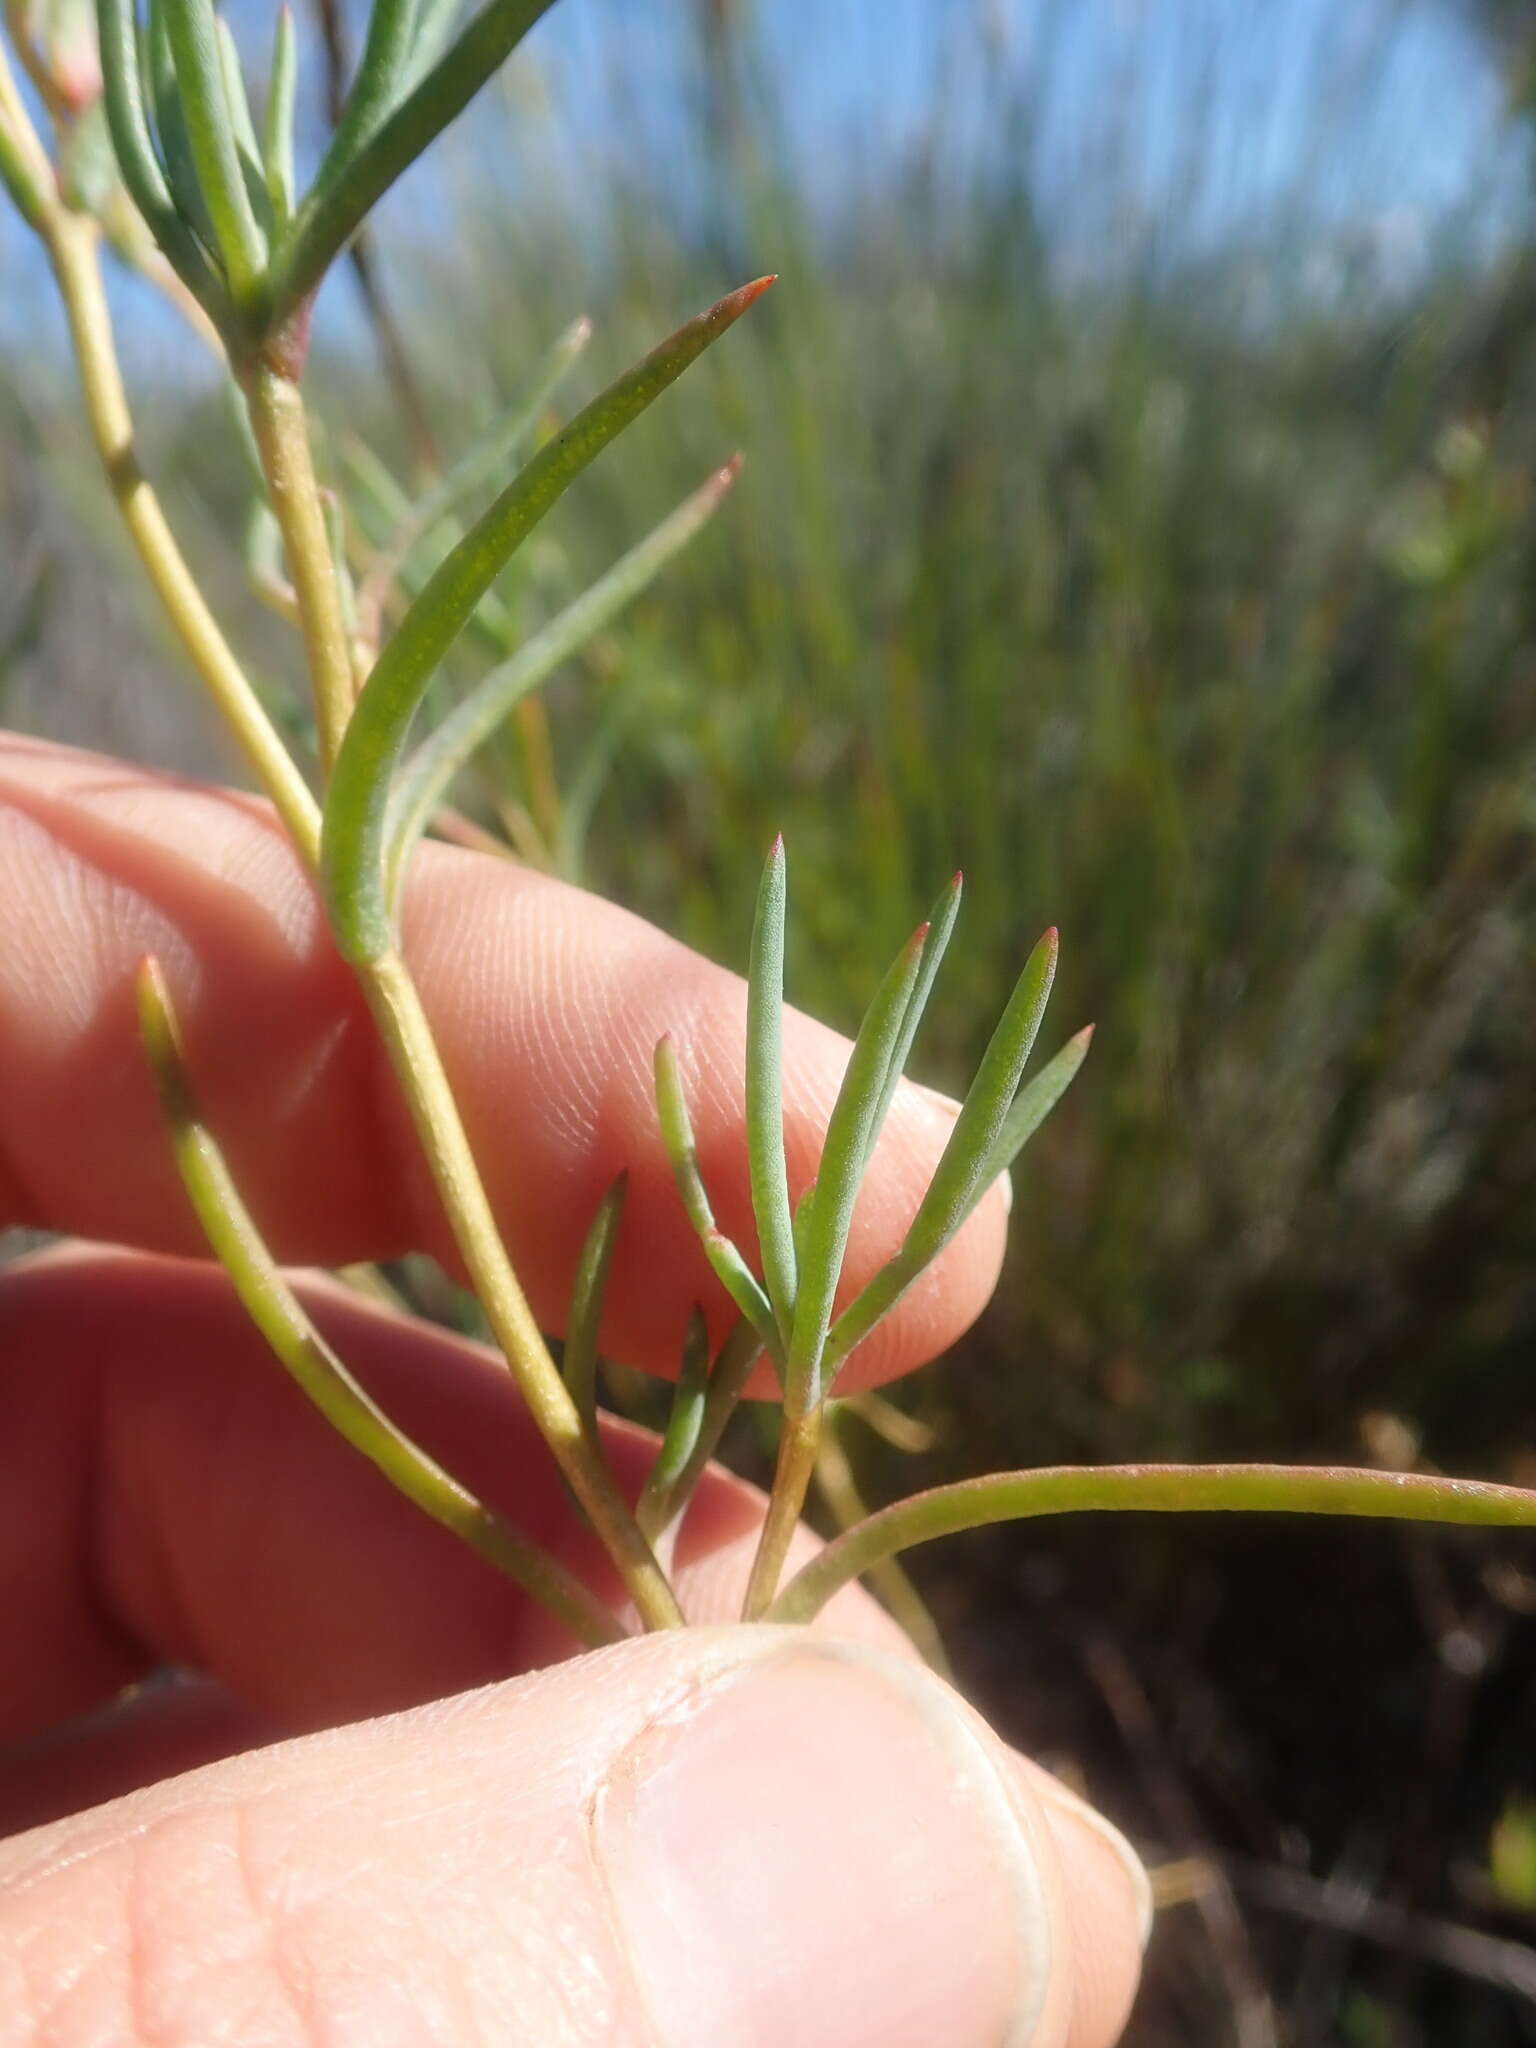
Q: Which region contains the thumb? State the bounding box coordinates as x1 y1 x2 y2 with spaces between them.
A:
0 1628 1147 2047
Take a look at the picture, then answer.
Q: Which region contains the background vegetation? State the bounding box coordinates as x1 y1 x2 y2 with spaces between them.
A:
4 0 1536 2038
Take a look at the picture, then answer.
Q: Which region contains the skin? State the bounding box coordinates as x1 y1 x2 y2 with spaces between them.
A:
0 735 1148 2047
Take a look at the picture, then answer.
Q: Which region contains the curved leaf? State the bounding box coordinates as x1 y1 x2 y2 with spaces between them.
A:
322 278 773 963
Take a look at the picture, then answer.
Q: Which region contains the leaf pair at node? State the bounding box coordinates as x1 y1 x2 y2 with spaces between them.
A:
657 838 1094 1419
96 0 558 360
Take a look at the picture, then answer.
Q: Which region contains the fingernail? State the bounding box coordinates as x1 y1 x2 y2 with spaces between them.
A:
593 1640 1052 2047
1031 1774 1153 1950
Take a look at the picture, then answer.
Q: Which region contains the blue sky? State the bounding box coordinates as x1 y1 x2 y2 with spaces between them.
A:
1 0 1530 375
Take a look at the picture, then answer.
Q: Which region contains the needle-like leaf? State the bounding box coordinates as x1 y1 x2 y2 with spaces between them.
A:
312 0 415 188
273 0 560 319
644 1308 712 1520
864 869 963 1168
135 955 623 1649
636 1318 762 1541
161 0 268 303
322 278 774 964
787 917 930 1404
261 4 296 225
745 833 797 1327
654 1034 783 1366
385 456 742 900
96 0 219 301
357 313 593 642
562 1170 627 1445
825 1021 1091 1373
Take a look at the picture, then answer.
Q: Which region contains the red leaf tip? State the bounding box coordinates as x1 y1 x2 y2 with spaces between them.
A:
769 830 785 856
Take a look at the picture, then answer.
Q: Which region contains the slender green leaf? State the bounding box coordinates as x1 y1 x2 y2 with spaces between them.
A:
562 1170 627 1444
359 314 592 638
135 955 623 1648
644 1308 712 1517
144 0 218 248
411 315 592 533
767 1461 1536 1627
745 832 798 1330
973 1022 1093 1192
213 13 266 194
786 919 929 1403
322 278 774 963
312 0 415 188
162 0 267 300
401 0 465 85
273 0 559 318
636 1318 762 1541
826 1022 1091 1374
653 1034 783 1363
95 0 219 298
385 456 742 900
261 4 296 224
865 869 963 1166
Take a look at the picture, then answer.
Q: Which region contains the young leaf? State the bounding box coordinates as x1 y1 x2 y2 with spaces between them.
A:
746 833 797 1327
261 4 296 225
562 1170 627 1444
864 869 962 1166
825 1022 1092 1372
95 0 220 301
273 0 560 319
213 12 269 223
311 0 415 188
786 918 930 1404
766 1462 1536 1628
322 278 774 964
161 0 268 302
135 955 623 1649
636 1317 762 1541
654 1034 783 1365
384 456 742 900
644 1308 712 1518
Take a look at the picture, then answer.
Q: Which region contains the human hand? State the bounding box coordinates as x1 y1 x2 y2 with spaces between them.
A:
0 736 1148 2046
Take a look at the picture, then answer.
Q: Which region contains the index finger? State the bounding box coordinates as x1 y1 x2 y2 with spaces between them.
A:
0 735 1008 1387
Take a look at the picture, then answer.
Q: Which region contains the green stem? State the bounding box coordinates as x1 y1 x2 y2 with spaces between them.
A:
362 950 684 1630
813 1404 952 1679
743 1402 823 1620
766 1462 1536 1626
41 208 320 862
136 957 622 1649
245 364 358 775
